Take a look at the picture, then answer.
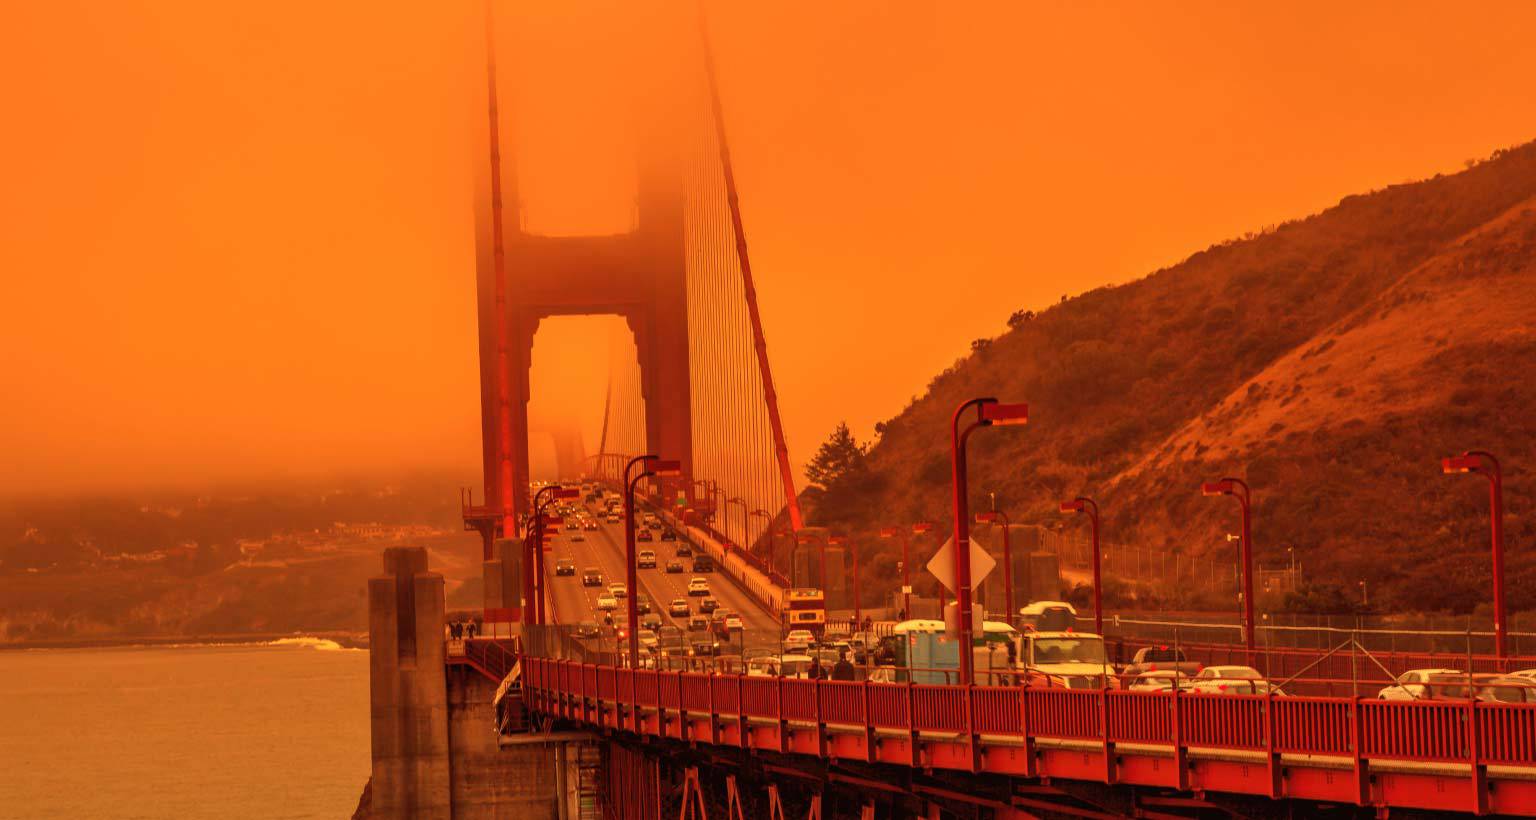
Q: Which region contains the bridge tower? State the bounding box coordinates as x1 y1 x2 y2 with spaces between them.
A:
468 8 693 555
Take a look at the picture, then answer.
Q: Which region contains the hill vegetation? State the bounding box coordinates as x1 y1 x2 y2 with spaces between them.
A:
801 141 1536 617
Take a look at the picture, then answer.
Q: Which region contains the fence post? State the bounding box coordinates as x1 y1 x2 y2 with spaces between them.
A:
1264 691 1281 798
862 678 876 763
1349 697 1369 805
907 679 921 768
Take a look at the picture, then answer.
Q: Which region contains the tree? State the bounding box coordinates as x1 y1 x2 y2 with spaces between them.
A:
805 422 868 490
1006 309 1035 329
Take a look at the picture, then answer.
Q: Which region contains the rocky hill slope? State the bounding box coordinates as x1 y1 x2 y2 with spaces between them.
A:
803 141 1536 615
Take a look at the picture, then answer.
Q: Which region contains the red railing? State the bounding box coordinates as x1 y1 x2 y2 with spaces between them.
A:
520 656 1536 816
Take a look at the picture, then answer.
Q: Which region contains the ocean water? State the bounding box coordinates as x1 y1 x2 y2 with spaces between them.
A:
0 640 370 820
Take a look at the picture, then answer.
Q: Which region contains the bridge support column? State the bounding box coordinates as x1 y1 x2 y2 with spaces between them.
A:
369 547 452 820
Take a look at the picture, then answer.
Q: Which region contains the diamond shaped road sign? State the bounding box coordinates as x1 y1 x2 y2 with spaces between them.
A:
926 532 995 594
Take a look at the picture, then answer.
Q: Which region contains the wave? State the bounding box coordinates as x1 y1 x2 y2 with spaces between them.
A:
264 636 361 652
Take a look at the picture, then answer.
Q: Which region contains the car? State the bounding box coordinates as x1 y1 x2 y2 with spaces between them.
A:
674 544 693 558
570 532 585 542
784 629 815 653
665 560 684 574
637 629 659 652
608 583 627 600
606 513 620 524
687 615 711 633
635 596 653 615
687 577 710 596
1122 645 1202 679
637 550 657 569
1188 666 1278 695
583 519 599 531
690 639 721 657
1465 674 1536 703
656 625 686 653
555 558 576 576
641 613 662 631
564 520 579 531
573 621 601 639
699 596 719 614
582 569 603 587
660 530 678 541
748 654 814 678
1377 668 1464 700
596 592 618 610
1125 671 1194 692
637 529 654 542
669 598 691 617
692 556 714 573
715 611 744 637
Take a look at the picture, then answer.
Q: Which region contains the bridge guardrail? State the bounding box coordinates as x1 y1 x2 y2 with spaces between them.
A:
521 655 1536 814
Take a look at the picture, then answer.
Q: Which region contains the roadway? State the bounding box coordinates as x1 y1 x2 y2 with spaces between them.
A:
540 500 784 655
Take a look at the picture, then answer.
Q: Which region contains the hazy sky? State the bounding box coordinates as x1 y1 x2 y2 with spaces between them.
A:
4 2 1535 495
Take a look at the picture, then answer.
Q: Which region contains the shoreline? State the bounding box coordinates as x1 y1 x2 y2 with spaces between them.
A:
0 630 370 652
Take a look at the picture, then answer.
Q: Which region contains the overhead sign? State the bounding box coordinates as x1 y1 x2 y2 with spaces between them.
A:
926 532 995 594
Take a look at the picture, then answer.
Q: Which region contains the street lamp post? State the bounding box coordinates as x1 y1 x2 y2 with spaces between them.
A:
879 526 912 619
1442 451 1507 659
975 510 1013 628
1059 497 1101 635
727 496 748 555
624 456 682 668
830 535 860 624
1202 478 1255 653
950 397 1029 685
751 509 775 573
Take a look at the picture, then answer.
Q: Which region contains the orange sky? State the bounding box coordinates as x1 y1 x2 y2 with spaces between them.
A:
3 2 1535 495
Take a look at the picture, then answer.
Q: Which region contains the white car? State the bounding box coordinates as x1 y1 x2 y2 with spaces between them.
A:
1187 665 1277 695
783 629 815 652
608 583 627 600
1126 671 1193 692
1377 668 1464 700
596 592 618 610
1509 668 1536 682
686 577 710 597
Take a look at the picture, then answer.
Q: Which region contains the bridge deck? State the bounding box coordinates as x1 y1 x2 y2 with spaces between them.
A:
523 656 1536 817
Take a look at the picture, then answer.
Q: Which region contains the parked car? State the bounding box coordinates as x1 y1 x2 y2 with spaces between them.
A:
1188 666 1279 695
1377 668 1464 700
699 596 719 614
1121 645 1201 679
582 568 603 587
637 550 657 569
669 598 691 617
687 577 710 596
665 559 685 574
555 558 576 576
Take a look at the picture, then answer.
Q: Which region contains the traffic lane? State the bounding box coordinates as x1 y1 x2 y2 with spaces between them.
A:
558 522 683 633
542 536 608 625
597 518 780 639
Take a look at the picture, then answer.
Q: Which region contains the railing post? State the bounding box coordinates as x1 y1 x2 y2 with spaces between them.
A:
1171 683 1188 790
1469 697 1488 815
906 680 921 768
1018 684 1038 778
676 669 687 741
1099 686 1116 784
1349 697 1369 805
708 669 720 746
736 673 748 747
1264 691 1281 798
777 673 789 753
813 680 827 757
965 683 981 773
862 679 876 763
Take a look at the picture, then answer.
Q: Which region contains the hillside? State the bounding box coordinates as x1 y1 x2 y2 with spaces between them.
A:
801 141 1536 616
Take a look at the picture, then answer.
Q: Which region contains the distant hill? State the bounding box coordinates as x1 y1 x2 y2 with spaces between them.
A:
802 140 1536 616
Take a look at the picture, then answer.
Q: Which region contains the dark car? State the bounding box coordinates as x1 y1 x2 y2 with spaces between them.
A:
555 558 576 576
660 530 678 542
637 529 654 542
665 560 684 574
691 556 714 573
690 639 721 657
674 544 693 558
635 596 653 615
582 569 603 587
